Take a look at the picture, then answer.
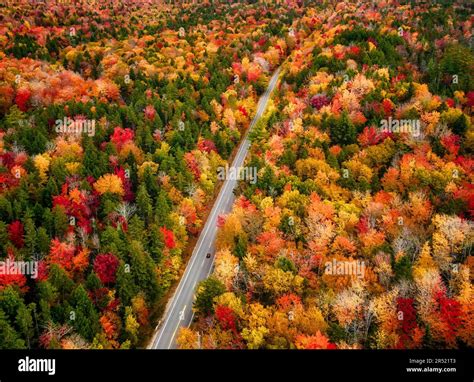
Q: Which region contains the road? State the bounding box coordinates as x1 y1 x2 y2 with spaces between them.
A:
150 68 281 349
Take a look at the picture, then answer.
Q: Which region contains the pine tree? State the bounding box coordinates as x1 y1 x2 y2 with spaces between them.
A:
5 105 26 129
249 117 269 144
16 303 34 348
37 281 57 326
85 272 103 291
42 208 54 237
154 189 171 227
48 264 74 302
233 235 247 260
148 223 164 262
128 215 146 243
0 196 13 221
136 184 153 222
36 227 50 257
143 167 160 200
116 262 138 307
327 112 356 146
42 177 59 205
136 122 156 153
99 226 125 257
82 137 106 179
0 221 8 256
52 206 68 239
194 277 225 316
0 309 25 349
70 285 100 341
23 212 37 258
128 240 160 303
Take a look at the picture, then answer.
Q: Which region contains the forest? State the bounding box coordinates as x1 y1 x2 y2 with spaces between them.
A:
177 0 474 349
0 0 472 350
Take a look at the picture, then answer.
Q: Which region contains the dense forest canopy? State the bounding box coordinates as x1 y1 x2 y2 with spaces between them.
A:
0 0 472 350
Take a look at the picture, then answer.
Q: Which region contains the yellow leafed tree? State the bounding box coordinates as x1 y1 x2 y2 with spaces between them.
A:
93 174 124 196
214 248 239 290
33 153 51 183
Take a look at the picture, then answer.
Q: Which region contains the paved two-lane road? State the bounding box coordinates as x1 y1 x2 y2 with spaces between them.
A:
150 68 281 349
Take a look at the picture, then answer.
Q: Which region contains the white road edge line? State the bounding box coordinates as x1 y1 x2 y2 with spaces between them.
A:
152 68 280 349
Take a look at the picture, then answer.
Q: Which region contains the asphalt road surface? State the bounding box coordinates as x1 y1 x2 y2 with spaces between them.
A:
150 68 281 349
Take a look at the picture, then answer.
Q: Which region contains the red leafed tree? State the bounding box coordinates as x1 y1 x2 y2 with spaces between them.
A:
144 105 156 121
197 138 217 153
160 227 176 249
349 45 360 55
238 106 249 118
0 269 28 292
357 126 382 147
93 253 120 284
217 215 226 228
184 152 201 181
445 98 455 108
466 91 474 107
215 305 237 333
110 127 134 150
441 134 460 157
355 216 369 234
232 62 242 76
396 297 419 349
48 239 75 273
114 166 134 202
453 182 474 218
100 314 116 339
53 185 93 234
310 94 330 110
235 195 253 210
246 66 262 82
434 290 462 346
8 220 24 248
36 260 49 282
15 87 31 111
382 98 394 116
256 231 285 259
88 287 109 307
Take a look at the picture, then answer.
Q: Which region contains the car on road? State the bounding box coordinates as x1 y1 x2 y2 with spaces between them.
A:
206 253 211 259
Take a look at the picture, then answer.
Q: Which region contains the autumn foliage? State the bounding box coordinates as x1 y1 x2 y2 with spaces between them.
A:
0 0 472 351
94 253 120 285
178 0 474 350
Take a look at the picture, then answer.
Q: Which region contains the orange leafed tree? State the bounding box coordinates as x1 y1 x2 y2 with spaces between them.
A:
295 331 336 349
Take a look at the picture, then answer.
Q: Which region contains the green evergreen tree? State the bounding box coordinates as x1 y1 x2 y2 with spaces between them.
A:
193 277 225 316
23 212 37 258
48 264 74 302
36 227 50 257
52 206 68 239
16 303 34 348
37 281 57 326
116 262 138 307
154 189 171 227
136 184 153 222
0 221 8 256
233 235 247 260
70 285 100 341
128 240 160 303
326 112 356 146
0 309 25 349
